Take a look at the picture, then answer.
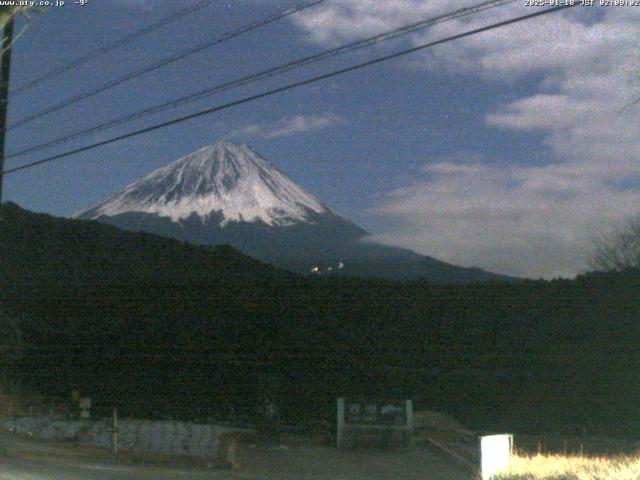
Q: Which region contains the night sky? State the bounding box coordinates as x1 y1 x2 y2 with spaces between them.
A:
3 0 639 278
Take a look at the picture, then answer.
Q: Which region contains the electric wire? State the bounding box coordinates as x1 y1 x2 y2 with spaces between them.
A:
1 5 576 177
6 0 516 161
6 0 326 130
12 0 217 96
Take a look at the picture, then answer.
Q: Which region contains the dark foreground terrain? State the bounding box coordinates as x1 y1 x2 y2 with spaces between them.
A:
1 203 639 437
0 430 470 480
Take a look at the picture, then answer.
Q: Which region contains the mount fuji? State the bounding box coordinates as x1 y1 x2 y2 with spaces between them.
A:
76 141 510 283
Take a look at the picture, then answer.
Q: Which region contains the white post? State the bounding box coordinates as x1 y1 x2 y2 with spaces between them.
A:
111 408 118 454
480 434 513 480
336 398 345 449
405 399 414 448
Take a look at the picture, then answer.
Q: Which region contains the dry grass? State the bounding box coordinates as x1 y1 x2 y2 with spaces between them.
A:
495 453 640 480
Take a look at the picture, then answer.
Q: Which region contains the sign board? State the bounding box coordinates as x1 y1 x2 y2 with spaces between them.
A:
480 434 513 480
344 399 408 426
337 397 413 449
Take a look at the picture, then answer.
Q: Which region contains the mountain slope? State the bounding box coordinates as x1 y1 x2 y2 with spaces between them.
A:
77 141 512 283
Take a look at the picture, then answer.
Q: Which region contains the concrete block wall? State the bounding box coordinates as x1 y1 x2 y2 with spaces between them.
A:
0 416 253 459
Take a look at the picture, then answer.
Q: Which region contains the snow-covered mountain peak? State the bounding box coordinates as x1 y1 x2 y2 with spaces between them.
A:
77 141 327 226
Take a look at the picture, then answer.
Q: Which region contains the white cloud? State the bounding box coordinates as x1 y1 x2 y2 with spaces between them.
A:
290 2 640 278
370 158 640 278
226 113 345 140
291 0 440 45
292 1 638 78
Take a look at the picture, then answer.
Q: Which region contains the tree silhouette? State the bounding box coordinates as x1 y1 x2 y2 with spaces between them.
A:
591 214 640 271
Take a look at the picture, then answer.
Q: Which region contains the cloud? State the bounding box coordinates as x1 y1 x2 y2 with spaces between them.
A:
291 1 638 77
370 157 640 279
291 0 440 45
291 2 640 277
226 113 345 140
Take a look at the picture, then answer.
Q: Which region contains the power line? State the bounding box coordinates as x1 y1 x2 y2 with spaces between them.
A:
6 0 516 161
12 0 217 96
6 0 326 131
1 5 576 178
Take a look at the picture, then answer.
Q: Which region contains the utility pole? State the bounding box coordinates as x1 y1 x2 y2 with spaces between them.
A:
0 14 15 208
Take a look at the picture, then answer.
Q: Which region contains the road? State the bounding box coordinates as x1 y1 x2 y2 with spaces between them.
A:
0 431 224 480
0 430 472 479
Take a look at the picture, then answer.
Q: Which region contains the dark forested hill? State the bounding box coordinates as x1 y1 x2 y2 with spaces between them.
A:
1 202 639 436
0 201 288 284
